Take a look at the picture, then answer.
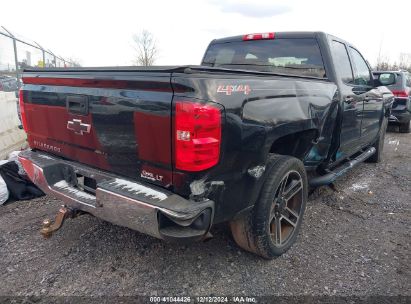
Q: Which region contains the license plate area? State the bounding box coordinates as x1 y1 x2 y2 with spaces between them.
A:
76 174 97 194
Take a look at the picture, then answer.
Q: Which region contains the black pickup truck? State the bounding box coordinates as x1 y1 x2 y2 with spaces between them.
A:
18 32 395 258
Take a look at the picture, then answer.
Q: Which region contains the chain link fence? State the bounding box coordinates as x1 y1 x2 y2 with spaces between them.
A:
0 27 78 93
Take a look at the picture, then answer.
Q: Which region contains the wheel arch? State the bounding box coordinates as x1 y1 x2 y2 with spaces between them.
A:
268 128 319 161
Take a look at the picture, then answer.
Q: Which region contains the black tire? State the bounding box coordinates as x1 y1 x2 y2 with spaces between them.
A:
230 154 308 259
366 118 388 163
399 120 410 133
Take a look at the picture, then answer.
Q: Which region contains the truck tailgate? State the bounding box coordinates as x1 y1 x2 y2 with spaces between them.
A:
21 69 175 188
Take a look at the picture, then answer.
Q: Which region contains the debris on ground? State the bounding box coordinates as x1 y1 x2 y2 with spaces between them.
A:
0 150 44 204
0 132 409 297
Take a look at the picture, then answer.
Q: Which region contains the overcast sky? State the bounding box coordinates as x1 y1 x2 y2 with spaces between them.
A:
1 0 410 67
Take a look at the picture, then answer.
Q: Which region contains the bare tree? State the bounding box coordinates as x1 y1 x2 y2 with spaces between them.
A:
373 53 411 72
132 30 158 66
376 52 390 71
66 57 82 67
398 53 411 70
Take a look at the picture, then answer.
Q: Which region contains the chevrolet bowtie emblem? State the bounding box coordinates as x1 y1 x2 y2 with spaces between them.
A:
67 119 91 135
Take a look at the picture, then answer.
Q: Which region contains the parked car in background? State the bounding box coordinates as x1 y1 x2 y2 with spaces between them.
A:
373 70 411 133
0 75 18 92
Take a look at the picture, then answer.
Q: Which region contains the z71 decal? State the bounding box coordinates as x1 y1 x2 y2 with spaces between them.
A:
217 84 251 95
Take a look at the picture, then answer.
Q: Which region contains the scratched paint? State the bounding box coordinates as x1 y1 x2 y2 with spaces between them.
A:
110 178 167 201
247 165 266 179
37 154 54 160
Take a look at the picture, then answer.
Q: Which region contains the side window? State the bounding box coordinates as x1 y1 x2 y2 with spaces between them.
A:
349 47 372 86
331 41 354 83
406 74 411 87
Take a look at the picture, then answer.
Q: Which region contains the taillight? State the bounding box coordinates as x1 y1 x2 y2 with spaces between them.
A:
174 101 222 171
392 90 409 97
243 32 275 41
18 89 29 132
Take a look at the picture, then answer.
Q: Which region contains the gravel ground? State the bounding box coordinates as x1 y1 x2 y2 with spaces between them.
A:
0 128 410 300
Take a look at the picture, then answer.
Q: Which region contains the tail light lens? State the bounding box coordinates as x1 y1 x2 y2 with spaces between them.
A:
392 90 409 97
174 101 222 171
243 32 275 41
18 89 29 132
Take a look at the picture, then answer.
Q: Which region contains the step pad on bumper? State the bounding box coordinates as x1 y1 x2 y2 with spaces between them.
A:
51 180 97 207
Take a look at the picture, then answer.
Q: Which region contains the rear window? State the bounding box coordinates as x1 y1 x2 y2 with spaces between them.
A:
202 38 326 78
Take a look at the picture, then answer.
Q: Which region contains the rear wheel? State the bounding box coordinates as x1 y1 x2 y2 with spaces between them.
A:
399 120 410 133
230 154 307 259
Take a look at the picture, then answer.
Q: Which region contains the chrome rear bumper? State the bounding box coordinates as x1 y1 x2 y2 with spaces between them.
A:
18 150 214 241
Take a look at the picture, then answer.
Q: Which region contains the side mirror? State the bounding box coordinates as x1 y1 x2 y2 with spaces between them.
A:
376 72 396 86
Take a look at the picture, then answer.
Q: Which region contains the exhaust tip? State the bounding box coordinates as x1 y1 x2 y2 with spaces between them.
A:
158 208 212 242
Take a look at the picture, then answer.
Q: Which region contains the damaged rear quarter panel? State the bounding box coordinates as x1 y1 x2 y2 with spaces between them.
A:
171 74 338 223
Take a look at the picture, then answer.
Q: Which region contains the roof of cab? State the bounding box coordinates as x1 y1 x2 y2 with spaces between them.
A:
211 31 328 44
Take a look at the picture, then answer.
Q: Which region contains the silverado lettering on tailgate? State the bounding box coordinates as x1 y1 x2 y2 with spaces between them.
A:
33 140 62 153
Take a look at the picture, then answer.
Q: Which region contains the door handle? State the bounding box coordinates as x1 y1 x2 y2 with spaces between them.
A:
365 96 382 102
344 96 355 103
66 95 89 115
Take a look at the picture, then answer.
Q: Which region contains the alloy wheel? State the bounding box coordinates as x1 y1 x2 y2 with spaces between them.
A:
269 170 304 246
